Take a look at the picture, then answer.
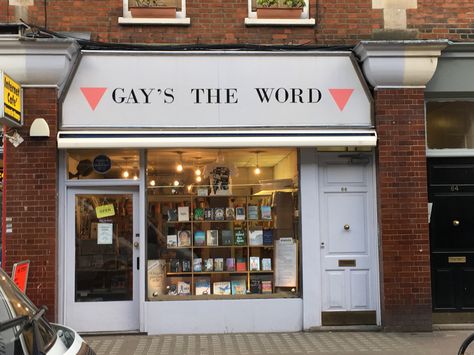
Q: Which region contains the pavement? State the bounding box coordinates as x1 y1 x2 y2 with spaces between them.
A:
83 330 474 355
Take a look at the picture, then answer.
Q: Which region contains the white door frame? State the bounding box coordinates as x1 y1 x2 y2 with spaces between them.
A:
64 187 140 332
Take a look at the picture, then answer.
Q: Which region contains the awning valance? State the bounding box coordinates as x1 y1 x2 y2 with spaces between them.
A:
57 129 377 149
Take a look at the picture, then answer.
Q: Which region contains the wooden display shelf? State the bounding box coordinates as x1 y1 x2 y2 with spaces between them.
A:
192 271 248 274
151 292 299 301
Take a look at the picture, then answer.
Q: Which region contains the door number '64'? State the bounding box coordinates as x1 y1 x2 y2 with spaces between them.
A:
450 185 459 192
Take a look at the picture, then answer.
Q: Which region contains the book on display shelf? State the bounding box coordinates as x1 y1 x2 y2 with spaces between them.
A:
195 278 211 295
182 259 191 272
225 207 235 220
194 207 204 221
166 234 177 248
261 258 272 271
249 256 260 271
193 258 202 272
178 206 190 221
214 258 224 272
234 229 246 246
204 258 214 272
214 207 225 221
169 259 180 273
213 281 231 295
248 205 259 220
204 208 214 221
263 229 273 245
250 279 261 294
177 230 191 247
261 280 272 294
226 258 235 272
235 207 245 220
231 279 247 295
194 230 206 246
206 230 219 246
248 229 263 246
177 281 191 295
260 206 272 220
167 208 178 222
236 257 246 271
221 230 233 246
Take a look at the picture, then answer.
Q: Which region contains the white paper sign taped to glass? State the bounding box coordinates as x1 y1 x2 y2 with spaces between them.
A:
275 238 297 287
0 71 23 127
97 223 113 244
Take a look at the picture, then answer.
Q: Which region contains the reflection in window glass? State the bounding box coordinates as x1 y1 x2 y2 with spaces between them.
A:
146 148 300 300
66 149 140 180
427 101 474 149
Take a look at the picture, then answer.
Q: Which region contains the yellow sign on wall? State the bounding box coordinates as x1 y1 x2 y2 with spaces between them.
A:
96 204 115 219
3 72 22 125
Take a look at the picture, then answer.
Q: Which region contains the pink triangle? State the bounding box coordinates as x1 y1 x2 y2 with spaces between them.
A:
80 87 107 111
329 88 354 111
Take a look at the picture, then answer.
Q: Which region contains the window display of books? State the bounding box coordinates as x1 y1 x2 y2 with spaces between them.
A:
151 192 295 299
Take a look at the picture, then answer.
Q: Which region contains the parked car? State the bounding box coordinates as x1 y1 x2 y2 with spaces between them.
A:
0 268 95 355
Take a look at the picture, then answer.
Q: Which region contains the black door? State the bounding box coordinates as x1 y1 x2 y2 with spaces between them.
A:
429 158 474 311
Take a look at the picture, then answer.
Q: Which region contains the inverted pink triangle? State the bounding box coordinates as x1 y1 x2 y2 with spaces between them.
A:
80 87 107 111
329 88 354 111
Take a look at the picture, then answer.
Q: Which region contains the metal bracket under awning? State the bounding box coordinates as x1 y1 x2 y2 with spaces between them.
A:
57 129 377 149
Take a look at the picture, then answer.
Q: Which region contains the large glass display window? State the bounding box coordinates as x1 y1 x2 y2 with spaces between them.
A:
146 148 300 300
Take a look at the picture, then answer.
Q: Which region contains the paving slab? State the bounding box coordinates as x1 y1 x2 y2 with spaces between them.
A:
83 330 474 355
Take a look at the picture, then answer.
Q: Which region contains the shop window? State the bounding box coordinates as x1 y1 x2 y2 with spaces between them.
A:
146 148 300 300
427 101 474 149
66 149 140 180
246 0 314 24
119 0 190 24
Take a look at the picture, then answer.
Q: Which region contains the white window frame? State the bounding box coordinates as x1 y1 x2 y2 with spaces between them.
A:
119 0 191 25
245 0 315 26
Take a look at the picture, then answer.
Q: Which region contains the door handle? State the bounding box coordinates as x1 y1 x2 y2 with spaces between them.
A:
133 241 140 248
320 242 325 248
344 224 350 231
453 220 460 227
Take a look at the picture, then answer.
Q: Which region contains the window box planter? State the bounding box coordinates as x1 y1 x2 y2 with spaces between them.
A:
256 7 303 19
129 6 177 18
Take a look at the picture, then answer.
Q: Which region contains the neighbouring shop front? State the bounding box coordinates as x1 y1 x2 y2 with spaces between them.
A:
425 43 474 323
57 51 380 334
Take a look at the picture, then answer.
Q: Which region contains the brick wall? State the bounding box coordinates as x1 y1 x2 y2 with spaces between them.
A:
375 88 432 331
0 0 472 45
4 88 58 321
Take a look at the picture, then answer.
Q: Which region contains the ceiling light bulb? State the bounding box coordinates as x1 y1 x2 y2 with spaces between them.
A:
150 180 156 186
133 175 138 180
123 170 129 178
173 180 180 186
196 176 202 183
187 185 193 192
177 163 183 172
254 167 261 175
195 168 202 176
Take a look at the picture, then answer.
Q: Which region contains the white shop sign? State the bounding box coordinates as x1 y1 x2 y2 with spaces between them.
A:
62 51 372 128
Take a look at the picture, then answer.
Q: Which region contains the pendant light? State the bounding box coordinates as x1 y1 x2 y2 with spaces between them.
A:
254 151 261 175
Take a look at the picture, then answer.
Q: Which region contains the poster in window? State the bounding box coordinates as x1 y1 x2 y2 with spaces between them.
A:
275 238 297 287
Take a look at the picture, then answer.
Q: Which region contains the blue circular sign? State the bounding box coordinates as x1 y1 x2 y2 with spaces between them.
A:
93 155 112 174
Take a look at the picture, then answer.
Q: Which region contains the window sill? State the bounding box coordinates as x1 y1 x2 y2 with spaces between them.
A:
245 17 315 26
118 17 191 25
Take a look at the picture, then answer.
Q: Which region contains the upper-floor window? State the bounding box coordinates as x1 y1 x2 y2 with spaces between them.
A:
119 0 190 25
246 0 314 25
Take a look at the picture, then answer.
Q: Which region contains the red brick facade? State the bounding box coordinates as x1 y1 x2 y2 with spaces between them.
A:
0 0 473 44
374 88 431 331
4 88 58 320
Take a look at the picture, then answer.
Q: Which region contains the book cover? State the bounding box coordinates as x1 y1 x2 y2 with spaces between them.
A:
167 208 178 222
235 207 246 220
177 230 191 247
166 234 177 248
169 258 180 272
204 258 214 272
195 278 211 295
260 205 272 220
231 279 247 295
194 207 204 221
193 258 202 272
213 281 231 295
214 258 224 272
261 280 272 294
204 208 214 221
177 281 191 295
206 230 219 246
248 205 259 220
250 279 261 294
249 256 260 271
197 187 208 196
182 259 191 272
221 230 233 246
236 257 246 271
263 229 273 245
167 284 178 295
225 207 235 220
178 206 190 221
214 207 225 221
261 258 272 271
194 230 206 246
234 229 246 246
226 258 235 272
248 229 263 246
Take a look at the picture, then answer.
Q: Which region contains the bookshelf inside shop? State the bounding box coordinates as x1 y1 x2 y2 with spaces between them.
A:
147 192 298 300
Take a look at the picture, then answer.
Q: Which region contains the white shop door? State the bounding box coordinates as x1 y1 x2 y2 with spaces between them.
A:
319 153 378 317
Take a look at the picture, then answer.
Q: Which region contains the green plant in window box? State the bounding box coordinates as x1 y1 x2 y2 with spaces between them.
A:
256 0 305 19
129 0 177 18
